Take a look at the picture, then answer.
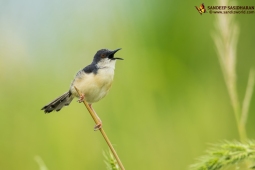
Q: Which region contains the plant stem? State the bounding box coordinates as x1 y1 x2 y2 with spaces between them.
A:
225 80 245 141
240 68 255 141
74 86 125 170
213 0 249 141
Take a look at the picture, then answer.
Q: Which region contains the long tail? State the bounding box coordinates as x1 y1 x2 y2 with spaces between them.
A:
41 91 74 113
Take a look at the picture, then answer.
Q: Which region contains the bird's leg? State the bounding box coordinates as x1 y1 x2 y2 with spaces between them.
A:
89 104 102 131
77 93 85 103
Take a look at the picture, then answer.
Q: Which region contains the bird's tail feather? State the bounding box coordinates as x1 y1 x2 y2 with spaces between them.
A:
41 91 74 113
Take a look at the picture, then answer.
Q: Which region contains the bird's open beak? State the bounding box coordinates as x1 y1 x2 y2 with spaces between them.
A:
109 48 123 60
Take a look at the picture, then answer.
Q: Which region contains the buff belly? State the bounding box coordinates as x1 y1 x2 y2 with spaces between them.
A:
70 68 114 104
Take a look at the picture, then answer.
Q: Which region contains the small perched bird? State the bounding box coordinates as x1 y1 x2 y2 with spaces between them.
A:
41 48 123 130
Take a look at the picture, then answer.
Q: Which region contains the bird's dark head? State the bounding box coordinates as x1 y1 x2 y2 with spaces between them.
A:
92 48 123 65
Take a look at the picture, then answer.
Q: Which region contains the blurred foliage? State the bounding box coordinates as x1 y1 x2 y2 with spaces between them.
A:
104 150 119 170
0 0 254 170
190 141 255 170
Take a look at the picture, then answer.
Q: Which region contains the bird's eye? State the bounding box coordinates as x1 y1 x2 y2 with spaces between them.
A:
101 54 106 58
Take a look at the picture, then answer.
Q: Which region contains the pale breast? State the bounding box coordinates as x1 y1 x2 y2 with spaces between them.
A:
70 68 114 104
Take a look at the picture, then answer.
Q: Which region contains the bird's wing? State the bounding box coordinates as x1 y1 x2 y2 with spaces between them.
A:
70 64 97 88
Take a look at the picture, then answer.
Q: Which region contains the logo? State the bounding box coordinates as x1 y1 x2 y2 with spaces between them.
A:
195 3 254 15
195 3 206 15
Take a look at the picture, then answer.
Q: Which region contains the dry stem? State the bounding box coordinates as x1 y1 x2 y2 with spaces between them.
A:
240 69 255 139
74 86 125 170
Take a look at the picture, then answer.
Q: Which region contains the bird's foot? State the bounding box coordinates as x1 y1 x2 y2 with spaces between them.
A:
77 93 85 103
88 104 102 131
94 122 102 131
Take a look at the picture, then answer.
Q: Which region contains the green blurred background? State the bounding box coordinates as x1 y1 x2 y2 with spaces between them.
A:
0 0 254 169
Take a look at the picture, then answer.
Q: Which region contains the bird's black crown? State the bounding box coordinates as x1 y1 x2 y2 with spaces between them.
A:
92 48 122 64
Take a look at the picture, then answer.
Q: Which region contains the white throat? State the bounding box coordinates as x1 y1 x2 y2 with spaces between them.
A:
96 58 116 70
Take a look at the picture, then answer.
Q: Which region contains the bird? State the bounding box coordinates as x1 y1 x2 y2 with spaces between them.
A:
41 48 123 130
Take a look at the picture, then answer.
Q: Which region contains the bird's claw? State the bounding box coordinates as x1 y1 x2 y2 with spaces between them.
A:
94 123 102 131
77 94 85 103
